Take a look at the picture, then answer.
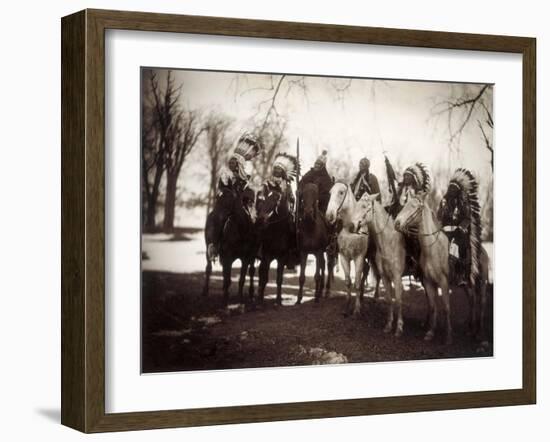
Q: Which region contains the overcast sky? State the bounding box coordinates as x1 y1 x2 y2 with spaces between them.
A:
144 68 493 198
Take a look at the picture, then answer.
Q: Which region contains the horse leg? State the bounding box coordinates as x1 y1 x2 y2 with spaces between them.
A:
222 258 232 306
477 279 488 344
465 285 477 337
382 275 394 333
297 253 307 305
237 259 248 305
316 253 325 302
352 256 365 317
423 280 437 341
359 260 369 301
248 259 255 301
420 280 430 329
276 259 285 306
258 259 270 304
202 259 212 297
324 252 333 297
341 257 352 316
394 277 404 337
441 280 453 345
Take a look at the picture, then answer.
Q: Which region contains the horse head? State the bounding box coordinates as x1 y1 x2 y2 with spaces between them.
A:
256 186 285 228
394 191 426 233
240 187 257 224
326 181 351 225
350 193 378 234
300 182 319 223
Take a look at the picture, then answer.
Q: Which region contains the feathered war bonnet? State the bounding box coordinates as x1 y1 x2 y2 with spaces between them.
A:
232 132 262 161
404 162 431 192
448 168 483 286
273 153 299 181
230 132 262 181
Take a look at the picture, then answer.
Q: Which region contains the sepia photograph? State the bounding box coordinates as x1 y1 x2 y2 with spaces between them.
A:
140 67 494 374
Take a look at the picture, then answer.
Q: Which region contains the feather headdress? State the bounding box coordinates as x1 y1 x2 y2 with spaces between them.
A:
404 163 431 193
233 132 262 161
449 168 482 286
273 153 299 180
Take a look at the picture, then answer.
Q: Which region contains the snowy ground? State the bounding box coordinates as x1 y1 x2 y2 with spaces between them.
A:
142 228 493 289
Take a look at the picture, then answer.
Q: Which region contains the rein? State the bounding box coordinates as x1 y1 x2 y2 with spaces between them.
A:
402 202 442 247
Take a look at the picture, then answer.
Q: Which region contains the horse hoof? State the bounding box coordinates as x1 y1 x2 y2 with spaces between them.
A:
295 299 302 306
424 331 434 341
383 324 392 334
394 329 403 338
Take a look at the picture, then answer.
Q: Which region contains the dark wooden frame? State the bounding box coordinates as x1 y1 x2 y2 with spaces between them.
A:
61 8 536 433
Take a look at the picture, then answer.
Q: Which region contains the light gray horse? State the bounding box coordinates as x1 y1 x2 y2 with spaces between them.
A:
326 182 370 316
351 193 407 337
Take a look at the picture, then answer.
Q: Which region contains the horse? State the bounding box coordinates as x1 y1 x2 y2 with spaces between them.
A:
394 192 490 345
203 187 258 306
326 182 372 316
255 185 295 305
351 193 407 337
296 183 329 304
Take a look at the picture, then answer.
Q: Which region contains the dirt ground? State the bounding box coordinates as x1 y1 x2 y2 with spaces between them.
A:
141 267 493 373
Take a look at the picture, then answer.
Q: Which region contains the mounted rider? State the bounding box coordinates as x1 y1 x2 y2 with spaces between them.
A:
351 157 381 202
398 163 431 206
383 160 431 277
207 133 261 259
218 132 261 202
437 168 482 287
261 152 298 213
386 162 431 217
298 150 333 214
258 152 299 269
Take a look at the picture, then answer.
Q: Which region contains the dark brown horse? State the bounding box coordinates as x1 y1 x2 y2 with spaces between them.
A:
255 184 294 305
296 183 329 303
203 187 258 306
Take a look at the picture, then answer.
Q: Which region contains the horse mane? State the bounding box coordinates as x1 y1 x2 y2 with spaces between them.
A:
449 168 482 286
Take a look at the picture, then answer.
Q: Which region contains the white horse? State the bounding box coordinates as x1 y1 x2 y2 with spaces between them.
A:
326 182 370 316
351 193 407 337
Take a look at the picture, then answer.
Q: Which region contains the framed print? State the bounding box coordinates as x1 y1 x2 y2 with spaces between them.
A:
61 9 536 433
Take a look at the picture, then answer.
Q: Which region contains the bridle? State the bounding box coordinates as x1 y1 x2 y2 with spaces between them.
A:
335 183 349 218
401 198 442 247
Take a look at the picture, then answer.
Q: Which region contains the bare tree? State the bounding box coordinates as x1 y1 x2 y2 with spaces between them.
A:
433 83 493 170
204 112 233 215
163 109 205 232
147 70 183 231
141 70 175 231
